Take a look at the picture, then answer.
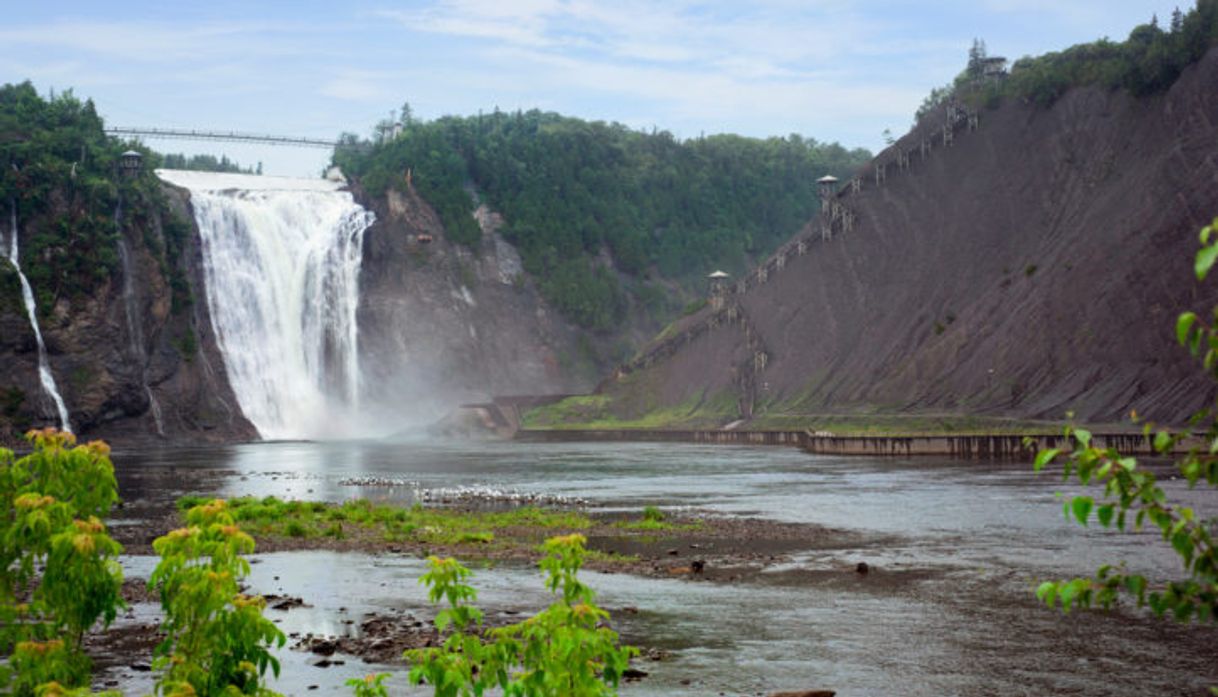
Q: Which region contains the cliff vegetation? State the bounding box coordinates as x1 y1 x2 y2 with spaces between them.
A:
332 111 870 331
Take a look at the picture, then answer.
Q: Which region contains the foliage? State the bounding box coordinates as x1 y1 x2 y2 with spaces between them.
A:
1030 216 1218 629
405 534 637 696
160 153 258 174
174 495 592 550
0 429 124 696
333 110 870 330
149 499 285 697
915 2 1218 123
346 673 390 697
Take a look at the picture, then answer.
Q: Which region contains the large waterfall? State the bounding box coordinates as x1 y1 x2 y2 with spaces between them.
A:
157 171 375 440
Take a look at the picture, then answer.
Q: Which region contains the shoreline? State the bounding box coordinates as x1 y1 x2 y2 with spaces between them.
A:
514 428 1187 458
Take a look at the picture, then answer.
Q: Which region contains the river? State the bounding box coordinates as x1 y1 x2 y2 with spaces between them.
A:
103 439 1218 696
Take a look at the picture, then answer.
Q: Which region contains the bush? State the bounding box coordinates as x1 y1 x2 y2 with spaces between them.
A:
150 499 286 696
405 534 636 696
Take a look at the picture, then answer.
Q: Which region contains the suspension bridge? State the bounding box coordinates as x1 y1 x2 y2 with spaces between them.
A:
104 127 365 149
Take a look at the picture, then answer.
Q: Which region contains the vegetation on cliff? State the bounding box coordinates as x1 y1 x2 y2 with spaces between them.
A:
918 0 1218 118
332 111 869 330
0 82 192 318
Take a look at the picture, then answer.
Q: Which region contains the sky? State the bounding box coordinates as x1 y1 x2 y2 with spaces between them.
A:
0 0 1185 176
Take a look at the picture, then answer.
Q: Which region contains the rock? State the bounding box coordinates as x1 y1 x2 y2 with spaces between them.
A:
667 548 679 556
309 638 338 656
768 691 835 697
622 667 648 681
856 561 870 574
691 559 705 573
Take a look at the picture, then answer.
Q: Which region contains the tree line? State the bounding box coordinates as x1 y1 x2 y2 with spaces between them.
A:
332 111 870 331
917 1 1218 120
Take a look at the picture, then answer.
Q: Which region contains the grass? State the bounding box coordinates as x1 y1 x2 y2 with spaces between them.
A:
176 496 593 549
522 391 736 431
613 506 703 532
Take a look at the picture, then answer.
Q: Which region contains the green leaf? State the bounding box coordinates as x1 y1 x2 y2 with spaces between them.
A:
1096 504 1115 527
1033 448 1059 472
1071 496 1093 526
1197 244 1218 281
1073 428 1092 447
1177 312 1198 346
1170 531 1194 565
1154 430 1172 454
1035 581 1057 603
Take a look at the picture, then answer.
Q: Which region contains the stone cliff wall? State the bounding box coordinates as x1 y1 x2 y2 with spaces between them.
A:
355 184 597 424
0 184 255 445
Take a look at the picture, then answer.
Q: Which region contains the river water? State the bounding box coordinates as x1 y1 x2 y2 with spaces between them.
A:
105 439 1218 696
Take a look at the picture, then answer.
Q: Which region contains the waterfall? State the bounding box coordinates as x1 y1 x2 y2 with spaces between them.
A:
6 202 72 432
156 171 375 440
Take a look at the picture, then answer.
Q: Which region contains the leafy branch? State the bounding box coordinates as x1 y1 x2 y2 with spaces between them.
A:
1031 216 1218 626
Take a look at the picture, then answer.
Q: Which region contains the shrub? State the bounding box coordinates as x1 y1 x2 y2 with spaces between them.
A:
405 534 637 696
0 429 124 696
149 499 286 696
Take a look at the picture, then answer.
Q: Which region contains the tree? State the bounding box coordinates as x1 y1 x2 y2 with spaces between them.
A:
967 38 988 79
1031 215 1218 637
1172 6 1185 33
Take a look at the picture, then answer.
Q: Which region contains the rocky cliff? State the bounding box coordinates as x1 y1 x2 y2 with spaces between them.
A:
0 184 255 445
590 48 1218 428
354 183 597 424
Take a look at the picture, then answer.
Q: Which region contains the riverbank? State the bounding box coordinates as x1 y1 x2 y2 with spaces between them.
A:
515 427 1183 458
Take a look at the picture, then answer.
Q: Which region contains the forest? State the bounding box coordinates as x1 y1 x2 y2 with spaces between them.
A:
332 111 870 330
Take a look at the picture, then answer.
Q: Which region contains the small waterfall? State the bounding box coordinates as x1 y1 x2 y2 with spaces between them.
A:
145 385 165 436
115 202 145 357
156 171 375 440
115 200 164 437
6 202 72 432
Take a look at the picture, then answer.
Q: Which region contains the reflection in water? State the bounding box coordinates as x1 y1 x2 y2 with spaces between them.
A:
108 440 1218 695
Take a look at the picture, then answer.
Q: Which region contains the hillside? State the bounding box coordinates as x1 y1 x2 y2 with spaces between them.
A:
333 111 870 338
545 46 1218 431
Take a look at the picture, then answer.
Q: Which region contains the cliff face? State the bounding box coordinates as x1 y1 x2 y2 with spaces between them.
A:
601 48 1218 427
0 185 255 445
355 184 597 423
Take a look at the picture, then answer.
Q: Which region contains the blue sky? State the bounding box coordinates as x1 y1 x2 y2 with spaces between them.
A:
0 1 1184 176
